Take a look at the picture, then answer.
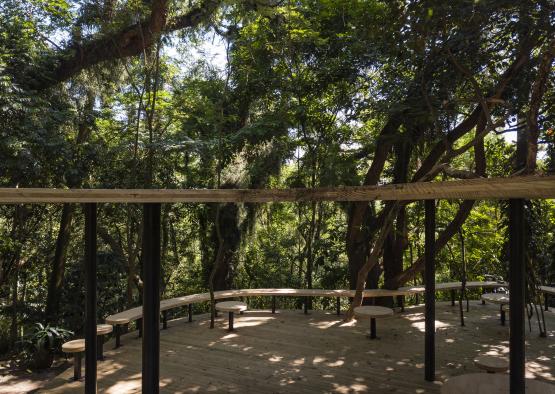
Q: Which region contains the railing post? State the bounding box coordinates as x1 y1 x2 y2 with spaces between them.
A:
84 203 97 393
424 200 435 382
142 203 161 394
509 199 525 393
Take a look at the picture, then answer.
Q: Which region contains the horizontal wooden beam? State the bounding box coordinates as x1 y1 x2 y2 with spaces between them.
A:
0 175 554 203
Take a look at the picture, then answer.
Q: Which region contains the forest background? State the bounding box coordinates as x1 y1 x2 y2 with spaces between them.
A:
0 0 554 357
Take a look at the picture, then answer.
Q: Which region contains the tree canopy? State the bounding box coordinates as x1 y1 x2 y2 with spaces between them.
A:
0 0 554 354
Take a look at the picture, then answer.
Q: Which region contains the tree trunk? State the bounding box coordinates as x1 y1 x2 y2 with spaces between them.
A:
9 267 19 348
45 204 75 322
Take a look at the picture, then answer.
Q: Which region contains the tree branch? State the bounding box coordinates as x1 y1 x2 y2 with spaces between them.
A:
29 0 221 90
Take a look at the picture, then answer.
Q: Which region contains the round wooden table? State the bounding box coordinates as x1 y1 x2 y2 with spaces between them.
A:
473 355 508 373
62 339 85 381
354 305 394 339
215 301 248 332
441 373 555 394
96 324 113 360
481 293 509 325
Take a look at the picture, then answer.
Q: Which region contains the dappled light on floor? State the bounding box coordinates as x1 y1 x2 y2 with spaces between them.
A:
42 303 554 393
104 373 141 394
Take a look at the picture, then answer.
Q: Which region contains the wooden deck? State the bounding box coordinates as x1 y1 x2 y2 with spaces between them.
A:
43 302 555 393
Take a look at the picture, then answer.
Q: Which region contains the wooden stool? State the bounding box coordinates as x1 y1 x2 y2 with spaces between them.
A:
481 293 510 326
62 339 85 381
474 355 509 373
440 373 553 393
215 301 248 332
96 324 113 361
354 306 394 339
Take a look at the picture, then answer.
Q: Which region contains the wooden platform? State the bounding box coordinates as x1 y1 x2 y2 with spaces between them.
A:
42 302 555 393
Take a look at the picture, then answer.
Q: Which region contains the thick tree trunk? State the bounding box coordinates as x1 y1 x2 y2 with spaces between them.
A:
205 203 241 291
10 268 19 348
45 204 75 322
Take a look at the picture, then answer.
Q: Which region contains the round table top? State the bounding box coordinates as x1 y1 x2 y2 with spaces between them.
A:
354 305 394 318
481 293 509 305
97 324 113 335
62 339 85 353
441 373 555 394
215 301 248 312
473 355 508 372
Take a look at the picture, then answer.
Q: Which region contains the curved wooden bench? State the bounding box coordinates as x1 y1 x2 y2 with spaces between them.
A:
399 281 508 307
62 339 85 381
540 286 555 311
105 283 506 347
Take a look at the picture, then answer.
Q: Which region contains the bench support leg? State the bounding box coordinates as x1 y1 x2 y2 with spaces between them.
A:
336 297 341 316
96 335 104 361
415 293 419 305
272 296 276 314
545 294 549 312
450 290 456 306
481 288 486 305
398 296 405 312
500 307 506 326
370 318 377 339
162 311 167 330
74 353 82 381
115 325 121 348
228 312 234 332
304 297 309 315
138 318 142 338
188 304 193 322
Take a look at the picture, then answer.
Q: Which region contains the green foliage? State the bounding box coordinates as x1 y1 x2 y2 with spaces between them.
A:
0 0 554 361
17 322 73 363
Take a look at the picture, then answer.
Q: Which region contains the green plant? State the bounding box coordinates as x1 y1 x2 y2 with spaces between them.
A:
18 323 73 369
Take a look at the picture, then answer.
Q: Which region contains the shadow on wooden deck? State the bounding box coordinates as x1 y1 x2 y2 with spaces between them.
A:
41 302 555 393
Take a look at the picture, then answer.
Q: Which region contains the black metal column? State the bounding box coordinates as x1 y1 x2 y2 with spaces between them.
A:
424 200 435 382
509 199 525 394
142 203 161 394
84 203 97 393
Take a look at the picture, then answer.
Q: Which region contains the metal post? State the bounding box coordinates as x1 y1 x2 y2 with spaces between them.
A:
96 335 104 361
509 199 525 394
336 297 341 315
228 311 234 331
142 203 161 394
424 200 436 382
188 304 193 322
304 296 309 314
74 353 82 380
115 325 121 348
272 296 276 314
84 203 97 393
370 318 376 339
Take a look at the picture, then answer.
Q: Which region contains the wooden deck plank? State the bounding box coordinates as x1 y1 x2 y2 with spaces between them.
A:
43 302 555 393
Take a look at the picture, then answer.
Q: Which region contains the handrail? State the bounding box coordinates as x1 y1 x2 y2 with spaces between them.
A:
1 175 555 203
